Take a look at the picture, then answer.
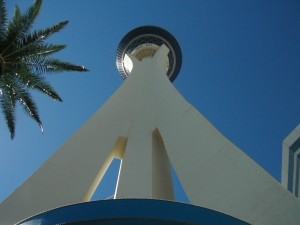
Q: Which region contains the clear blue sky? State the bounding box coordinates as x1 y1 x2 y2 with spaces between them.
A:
1 0 300 203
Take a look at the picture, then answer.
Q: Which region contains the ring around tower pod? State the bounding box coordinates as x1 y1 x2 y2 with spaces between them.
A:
116 26 182 82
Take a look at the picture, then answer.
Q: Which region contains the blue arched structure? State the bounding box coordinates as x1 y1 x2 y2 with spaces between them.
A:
18 199 249 225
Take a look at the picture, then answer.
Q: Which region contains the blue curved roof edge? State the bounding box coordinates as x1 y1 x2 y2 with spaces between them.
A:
17 199 249 225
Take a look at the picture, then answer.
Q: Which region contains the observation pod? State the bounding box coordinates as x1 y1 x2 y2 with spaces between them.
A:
116 25 182 82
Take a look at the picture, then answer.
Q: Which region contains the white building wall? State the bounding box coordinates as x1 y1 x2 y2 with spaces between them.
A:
282 124 300 199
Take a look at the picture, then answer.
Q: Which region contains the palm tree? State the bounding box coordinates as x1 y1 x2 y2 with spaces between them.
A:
0 0 88 139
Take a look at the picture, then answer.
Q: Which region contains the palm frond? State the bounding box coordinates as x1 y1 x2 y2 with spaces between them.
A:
18 70 62 101
1 62 62 101
33 20 68 42
1 72 43 134
0 0 7 43
23 0 42 26
30 78 62 101
44 59 89 72
13 57 88 74
0 79 16 138
1 7 22 55
2 0 42 55
10 43 66 59
21 20 69 47
11 81 43 131
4 21 68 59
15 0 41 37
0 0 88 139
0 97 16 138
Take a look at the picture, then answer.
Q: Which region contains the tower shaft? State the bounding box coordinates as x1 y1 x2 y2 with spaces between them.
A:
115 47 174 199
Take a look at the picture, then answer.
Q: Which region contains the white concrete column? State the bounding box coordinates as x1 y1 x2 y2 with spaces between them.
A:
115 46 174 200
115 130 153 198
152 129 174 200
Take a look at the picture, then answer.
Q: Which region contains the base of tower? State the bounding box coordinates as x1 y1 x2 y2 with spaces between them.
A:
17 199 248 225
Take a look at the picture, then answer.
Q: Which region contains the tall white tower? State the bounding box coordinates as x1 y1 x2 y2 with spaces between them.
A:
0 26 300 225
